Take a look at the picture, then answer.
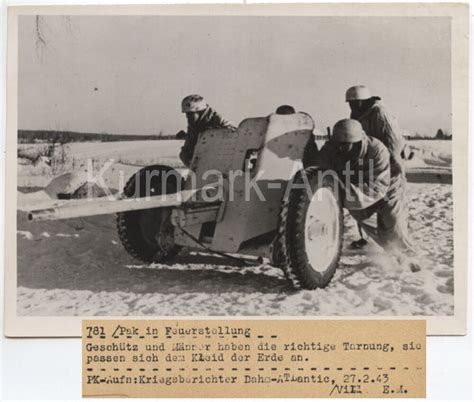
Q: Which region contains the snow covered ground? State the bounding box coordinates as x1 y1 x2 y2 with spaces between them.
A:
16 139 453 317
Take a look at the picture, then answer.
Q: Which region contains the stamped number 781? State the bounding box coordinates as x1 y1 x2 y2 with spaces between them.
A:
86 326 105 337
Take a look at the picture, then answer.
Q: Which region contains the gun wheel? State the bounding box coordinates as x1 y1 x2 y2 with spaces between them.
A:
281 168 343 289
117 165 182 263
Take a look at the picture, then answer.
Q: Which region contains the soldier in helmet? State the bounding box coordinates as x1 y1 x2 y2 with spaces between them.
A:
275 104 296 115
345 86 406 249
178 95 236 167
316 119 420 272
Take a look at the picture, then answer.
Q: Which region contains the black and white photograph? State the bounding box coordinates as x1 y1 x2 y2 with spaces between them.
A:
5 5 468 335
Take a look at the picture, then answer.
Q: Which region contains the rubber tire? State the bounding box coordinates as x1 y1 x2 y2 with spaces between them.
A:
117 165 182 263
280 167 343 289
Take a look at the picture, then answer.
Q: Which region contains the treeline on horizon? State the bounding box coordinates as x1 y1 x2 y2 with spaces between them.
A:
18 129 452 144
18 129 177 144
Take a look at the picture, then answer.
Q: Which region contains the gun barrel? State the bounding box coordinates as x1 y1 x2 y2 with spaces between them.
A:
28 189 203 221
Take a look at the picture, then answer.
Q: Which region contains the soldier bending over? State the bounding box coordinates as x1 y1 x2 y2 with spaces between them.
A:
316 119 421 272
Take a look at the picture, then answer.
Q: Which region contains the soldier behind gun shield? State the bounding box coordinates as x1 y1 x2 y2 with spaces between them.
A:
177 94 236 167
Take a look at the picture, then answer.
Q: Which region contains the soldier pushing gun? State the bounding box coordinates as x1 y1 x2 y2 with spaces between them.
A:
316 119 421 273
344 85 409 251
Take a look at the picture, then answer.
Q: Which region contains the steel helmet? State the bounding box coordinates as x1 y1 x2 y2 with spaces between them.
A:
331 119 365 143
181 94 207 113
345 85 372 102
275 105 296 115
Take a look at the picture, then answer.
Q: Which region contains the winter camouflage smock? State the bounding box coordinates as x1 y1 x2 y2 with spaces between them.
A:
179 107 236 167
316 135 391 211
351 98 405 177
317 133 413 255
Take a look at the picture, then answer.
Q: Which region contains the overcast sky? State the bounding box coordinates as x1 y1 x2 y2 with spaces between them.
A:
18 15 451 136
